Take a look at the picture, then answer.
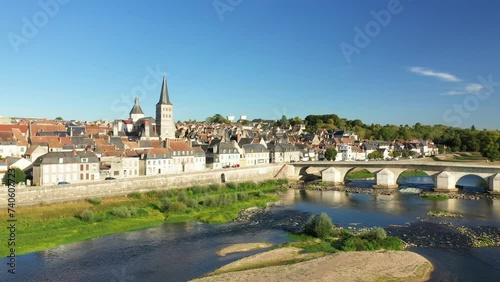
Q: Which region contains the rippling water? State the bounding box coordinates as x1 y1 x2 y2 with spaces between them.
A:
2 176 499 282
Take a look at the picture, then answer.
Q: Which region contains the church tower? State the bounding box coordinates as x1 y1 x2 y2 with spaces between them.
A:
156 74 176 139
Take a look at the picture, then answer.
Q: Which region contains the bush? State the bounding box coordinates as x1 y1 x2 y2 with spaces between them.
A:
137 208 149 216
208 183 222 192
127 192 142 199
80 209 95 222
342 237 379 251
87 197 101 205
111 206 134 218
167 202 187 212
185 198 198 208
203 196 219 207
237 192 249 201
146 190 160 198
360 227 387 241
225 182 238 190
191 185 208 194
177 190 189 202
304 213 334 239
157 197 172 212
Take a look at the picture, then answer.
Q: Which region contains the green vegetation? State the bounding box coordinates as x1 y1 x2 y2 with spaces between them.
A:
304 213 335 239
346 169 374 180
421 194 449 201
283 214 404 254
400 170 428 177
86 197 102 205
304 114 500 161
427 210 462 218
1 167 26 185
0 179 289 256
324 148 338 161
367 151 384 160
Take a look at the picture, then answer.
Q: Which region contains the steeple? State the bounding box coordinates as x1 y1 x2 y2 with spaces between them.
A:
157 73 172 105
130 97 144 115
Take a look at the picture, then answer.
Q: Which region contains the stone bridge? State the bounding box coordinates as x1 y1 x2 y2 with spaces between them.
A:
284 161 500 192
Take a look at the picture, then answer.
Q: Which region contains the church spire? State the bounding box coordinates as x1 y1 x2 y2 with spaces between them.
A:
157 73 172 105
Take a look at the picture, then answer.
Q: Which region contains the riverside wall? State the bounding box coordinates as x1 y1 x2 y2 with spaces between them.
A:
1 164 288 207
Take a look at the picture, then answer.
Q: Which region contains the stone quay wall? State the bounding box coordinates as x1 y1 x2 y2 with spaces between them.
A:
1 164 287 207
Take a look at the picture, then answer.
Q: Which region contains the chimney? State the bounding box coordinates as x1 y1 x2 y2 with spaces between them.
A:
72 149 77 155
144 120 150 138
165 138 170 149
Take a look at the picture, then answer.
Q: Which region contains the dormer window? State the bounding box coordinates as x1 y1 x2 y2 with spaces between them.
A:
81 158 88 163
58 158 64 164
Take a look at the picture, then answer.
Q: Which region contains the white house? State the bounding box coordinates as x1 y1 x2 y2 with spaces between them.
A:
32 150 100 186
241 144 269 167
140 148 173 176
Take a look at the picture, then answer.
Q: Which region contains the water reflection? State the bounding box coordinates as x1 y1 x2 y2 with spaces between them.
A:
2 176 498 281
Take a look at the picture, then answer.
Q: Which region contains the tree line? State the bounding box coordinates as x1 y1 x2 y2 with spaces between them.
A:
304 114 500 161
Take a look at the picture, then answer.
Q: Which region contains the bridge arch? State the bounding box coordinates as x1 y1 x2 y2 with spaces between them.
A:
396 169 435 190
455 174 489 192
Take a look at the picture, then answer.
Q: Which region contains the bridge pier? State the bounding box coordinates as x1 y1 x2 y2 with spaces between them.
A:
373 168 399 189
433 171 459 192
488 173 500 193
321 167 343 185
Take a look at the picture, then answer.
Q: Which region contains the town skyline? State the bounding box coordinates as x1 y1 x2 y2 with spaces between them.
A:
2 0 500 129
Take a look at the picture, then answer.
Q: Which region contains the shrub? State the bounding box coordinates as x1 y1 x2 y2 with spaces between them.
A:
127 192 142 199
379 237 405 250
203 196 219 207
80 209 95 222
342 237 378 251
185 198 198 208
237 192 249 201
360 227 387 241
167 202 187 212
191 185 208 194
146 190 160 198
225 182 238 190
111 206 134 218
137 208 149 216
177 190 189 202
304 213 334 239
157 197 172 212
87 197 101 205
208 183 222 192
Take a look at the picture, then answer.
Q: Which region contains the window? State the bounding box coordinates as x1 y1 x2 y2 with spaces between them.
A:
81 158 88 163
58 158 63 164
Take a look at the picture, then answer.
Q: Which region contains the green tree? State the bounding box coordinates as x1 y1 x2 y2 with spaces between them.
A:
55 116 63 121
304 213 334 239
391 151 402 158
324 148 338 161
2 167 26 185
367 151 383 160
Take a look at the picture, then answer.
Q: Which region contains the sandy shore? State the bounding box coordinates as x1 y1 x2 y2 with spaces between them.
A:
192 248 433 282
216 243 273 256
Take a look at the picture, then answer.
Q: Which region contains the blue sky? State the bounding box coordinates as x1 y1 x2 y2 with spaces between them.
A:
1 0 500 129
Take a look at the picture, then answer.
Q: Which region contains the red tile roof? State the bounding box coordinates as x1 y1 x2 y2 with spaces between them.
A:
169 140 193 151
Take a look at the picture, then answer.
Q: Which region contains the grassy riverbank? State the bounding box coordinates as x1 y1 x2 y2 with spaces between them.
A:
346 169 428 180
0 179 288 256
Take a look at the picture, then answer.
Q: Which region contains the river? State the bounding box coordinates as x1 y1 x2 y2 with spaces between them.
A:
2 175 499 282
